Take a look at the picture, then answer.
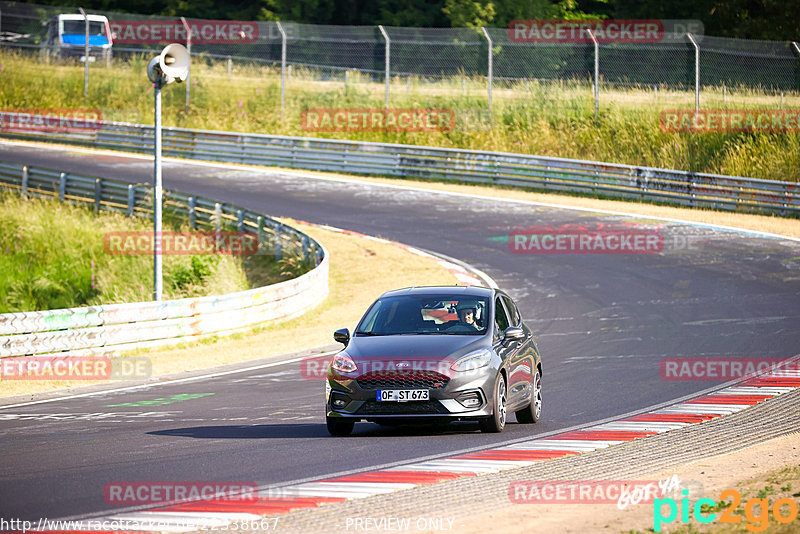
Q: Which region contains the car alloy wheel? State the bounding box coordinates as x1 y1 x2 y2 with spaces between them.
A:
516 367 541 424
480 376 507 433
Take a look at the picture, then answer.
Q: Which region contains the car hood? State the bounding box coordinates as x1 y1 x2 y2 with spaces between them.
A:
346 334 486 361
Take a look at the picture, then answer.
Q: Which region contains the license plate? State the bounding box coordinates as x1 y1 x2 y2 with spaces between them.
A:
376 389 429 402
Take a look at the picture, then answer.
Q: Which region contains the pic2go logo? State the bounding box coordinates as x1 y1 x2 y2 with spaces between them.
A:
654 489 799 532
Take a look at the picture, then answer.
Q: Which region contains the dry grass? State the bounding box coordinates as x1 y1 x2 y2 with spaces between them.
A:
3 49 800 181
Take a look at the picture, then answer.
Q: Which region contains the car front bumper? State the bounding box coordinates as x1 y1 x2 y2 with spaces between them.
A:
325 365 498 421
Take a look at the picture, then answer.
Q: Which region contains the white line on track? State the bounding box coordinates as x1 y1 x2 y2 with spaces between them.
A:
0 352 336 410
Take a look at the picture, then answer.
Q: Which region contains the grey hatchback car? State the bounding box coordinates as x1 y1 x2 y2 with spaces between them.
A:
325 286 542 435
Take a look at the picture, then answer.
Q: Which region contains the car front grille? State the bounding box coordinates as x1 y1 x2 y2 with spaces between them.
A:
356 370 450 390
355 400 450 415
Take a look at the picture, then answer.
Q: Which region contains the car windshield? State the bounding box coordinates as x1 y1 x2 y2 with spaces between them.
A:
356 294 489 335
63 21 107 36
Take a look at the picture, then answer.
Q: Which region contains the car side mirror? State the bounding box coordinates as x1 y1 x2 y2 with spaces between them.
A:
503 326 524 344
333 328 350 346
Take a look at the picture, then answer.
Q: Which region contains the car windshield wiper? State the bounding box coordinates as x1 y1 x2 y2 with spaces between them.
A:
354 331 386 336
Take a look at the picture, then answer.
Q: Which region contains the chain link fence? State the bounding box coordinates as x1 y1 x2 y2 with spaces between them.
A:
2 1 799 116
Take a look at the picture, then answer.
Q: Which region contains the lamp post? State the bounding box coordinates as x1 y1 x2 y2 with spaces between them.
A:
146 44 190 301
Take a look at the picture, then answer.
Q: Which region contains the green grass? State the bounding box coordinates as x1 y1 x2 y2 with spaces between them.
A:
0 191 296 313
1 49 798 182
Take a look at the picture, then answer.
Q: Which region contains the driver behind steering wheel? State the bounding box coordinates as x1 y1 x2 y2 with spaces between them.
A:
455 301 480 330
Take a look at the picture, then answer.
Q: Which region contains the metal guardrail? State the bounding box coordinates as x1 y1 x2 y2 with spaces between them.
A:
1 115 797 216
0 160 328 358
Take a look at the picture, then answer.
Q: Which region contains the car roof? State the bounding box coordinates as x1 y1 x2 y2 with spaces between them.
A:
379 285 495 299
56 14 109 22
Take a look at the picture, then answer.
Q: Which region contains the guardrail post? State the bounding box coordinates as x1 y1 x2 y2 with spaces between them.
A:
276 21 287 118
481 27 493 120
257 215 264 252
127 184 135 216
21 165 28 199
274 223 283 260
188 196 196 229
237 209 244 233
687 33 700 113
59 172 67 202
378 25 390 108
94 178 102 211
214 202 222 232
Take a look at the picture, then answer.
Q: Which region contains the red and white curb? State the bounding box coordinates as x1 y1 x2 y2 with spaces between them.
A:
54 366 800 532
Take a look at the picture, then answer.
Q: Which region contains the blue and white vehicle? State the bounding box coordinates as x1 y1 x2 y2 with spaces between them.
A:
44 14 113 62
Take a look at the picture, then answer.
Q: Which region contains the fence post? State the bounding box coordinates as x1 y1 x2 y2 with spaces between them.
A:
59 172 67 202
793 42 800 92
79 7 89 99
188 196 196 228
379 25 390 108
276 21 287 118
274 223 283 260
481 27 493 119
587 29 599 120
237 209 244 233
94 178 101 211
687 33 700 113
227 55 232 78
181 17 191 112
21 165 28 199
214 203 222 232
127 184 135 216
257 215 264 253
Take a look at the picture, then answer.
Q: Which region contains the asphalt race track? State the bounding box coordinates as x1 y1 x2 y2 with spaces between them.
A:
1 142 799 522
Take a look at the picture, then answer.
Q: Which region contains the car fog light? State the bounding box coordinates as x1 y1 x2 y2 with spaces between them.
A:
331 392 350 409
456 391 482 408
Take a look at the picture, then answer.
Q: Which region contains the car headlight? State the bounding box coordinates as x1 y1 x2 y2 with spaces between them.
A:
451 349 492 372
331 352 358 373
